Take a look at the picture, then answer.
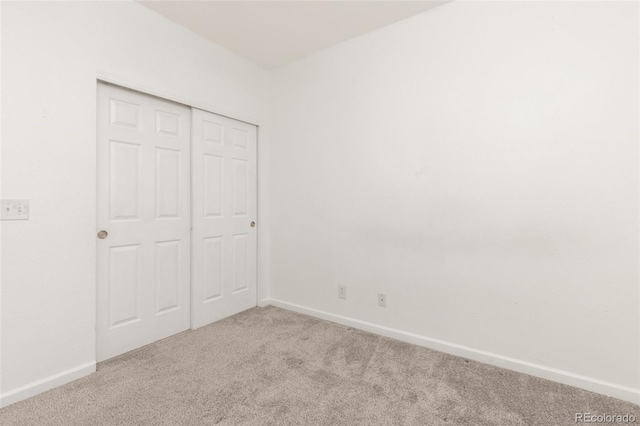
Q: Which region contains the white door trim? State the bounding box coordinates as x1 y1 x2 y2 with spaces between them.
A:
96 73 260 127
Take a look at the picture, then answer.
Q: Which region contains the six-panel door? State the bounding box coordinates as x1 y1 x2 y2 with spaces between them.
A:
191 108 257 329
97 83 191 361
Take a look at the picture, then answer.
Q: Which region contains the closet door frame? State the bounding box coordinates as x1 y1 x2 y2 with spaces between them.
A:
96 75 264 345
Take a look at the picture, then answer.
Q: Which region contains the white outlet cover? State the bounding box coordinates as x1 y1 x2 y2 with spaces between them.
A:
378 293 386 307
338 285 347 300
1 199 30 220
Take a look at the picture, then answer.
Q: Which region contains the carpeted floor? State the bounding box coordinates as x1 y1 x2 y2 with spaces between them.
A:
0 306 637 425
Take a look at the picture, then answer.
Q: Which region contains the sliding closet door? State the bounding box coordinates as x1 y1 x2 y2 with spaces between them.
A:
96 83 191 361
191 108 257 329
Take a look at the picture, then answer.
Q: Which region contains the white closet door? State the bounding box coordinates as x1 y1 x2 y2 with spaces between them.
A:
191 108 257 329
97 83 191 361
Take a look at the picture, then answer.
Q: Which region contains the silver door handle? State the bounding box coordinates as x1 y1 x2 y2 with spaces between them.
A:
250 221 256 228
97 230 108 239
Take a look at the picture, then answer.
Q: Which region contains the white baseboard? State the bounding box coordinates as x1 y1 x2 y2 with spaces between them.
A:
263 298 640 405
0 362 96 408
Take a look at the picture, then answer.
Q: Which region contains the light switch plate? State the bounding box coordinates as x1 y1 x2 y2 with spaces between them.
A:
1 199 30 220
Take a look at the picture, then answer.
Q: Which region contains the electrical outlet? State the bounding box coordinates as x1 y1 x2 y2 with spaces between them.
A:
338 285 347 300
378 293 386 307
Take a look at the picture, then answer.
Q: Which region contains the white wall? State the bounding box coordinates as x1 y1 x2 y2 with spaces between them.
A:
269 1 639 403
0 0 270 405
0 0 4 399
1 0 638 408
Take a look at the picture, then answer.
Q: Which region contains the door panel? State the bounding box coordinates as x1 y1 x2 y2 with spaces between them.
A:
203 237 224 301
203 154 223 217
109 141 141 220
232 234 249 293
155 240 181 313
192 108 257 329
155 148 181 218
97 83 191 361
108 244 141 327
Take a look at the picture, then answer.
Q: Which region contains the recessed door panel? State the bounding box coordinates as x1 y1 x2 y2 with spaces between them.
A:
110 141 140 221
232 234 248 293
203 155 223 218
232 128 248 149
203 237 223 302
155 240 181 314
156 110 181 137
155 148 181 219
204 120 223 145
232 159 248 216
109 244 141 328
110 99 141 129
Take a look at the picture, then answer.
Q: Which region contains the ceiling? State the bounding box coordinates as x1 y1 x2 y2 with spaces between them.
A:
138 1 450 69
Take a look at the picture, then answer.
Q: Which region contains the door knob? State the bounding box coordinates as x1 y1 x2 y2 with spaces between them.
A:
97 230 109 239
250 221 256 228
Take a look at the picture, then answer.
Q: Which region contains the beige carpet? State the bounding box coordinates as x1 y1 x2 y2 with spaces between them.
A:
0 306 637 425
